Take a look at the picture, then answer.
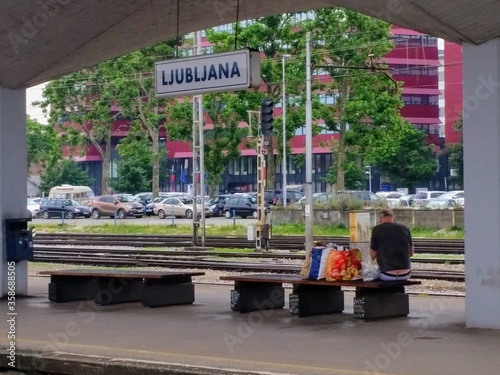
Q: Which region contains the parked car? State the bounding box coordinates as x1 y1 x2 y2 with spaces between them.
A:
144 193 185 216
434 190 464 207
48 185 95 206
336 190 382 203
399 194 416 207
27 198 41 219
90 195 144 219
264 189 304 205
39 199 91 219
296 192 337 207
134 192 153 206
424 198 457 209
384 192 405 207
153 196 210 219
223 195 258 219
413 191 446 207
208 194 232 217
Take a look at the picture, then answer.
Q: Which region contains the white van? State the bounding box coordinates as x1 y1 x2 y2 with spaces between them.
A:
48 185 95 206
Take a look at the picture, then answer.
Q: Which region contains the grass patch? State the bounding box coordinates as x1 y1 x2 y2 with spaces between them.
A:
410 228 464 239
30 222 465 239
30 223 249 236
412 253 464 260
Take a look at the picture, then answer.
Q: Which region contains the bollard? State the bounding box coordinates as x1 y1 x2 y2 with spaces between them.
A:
61 211 65 225
114 210 117 225
232 209 236 226
171 208 175 225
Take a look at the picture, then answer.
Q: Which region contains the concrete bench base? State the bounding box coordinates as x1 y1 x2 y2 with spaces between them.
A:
289 284 344 317
221 274 420 320
354 288 409 319
230 282 285 312
41 269 204 307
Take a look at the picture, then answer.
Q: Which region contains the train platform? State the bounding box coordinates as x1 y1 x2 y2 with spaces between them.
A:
1 275 499 375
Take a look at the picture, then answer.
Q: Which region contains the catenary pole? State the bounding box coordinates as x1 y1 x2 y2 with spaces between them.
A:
305 32 313 257
282 54 290 207
192 30 205 246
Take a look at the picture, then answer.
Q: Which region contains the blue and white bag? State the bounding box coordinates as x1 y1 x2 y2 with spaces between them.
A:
308 247 330 280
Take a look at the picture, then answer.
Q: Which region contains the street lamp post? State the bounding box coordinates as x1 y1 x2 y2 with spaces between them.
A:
282 54 291 207
365 165 372 192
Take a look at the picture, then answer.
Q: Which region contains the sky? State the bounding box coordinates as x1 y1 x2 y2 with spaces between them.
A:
26 83 48 124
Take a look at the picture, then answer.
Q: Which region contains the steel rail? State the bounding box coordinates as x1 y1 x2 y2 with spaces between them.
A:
32 247 465 282
33 233 465 254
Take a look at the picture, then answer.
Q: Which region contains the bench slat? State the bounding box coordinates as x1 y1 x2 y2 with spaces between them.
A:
220 273 421 288
39 269 205 279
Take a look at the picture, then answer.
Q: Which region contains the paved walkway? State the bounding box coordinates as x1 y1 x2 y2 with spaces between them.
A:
1 276 499 375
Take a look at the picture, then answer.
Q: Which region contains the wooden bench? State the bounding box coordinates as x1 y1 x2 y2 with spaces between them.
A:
39 269 205 307
220 273 421 319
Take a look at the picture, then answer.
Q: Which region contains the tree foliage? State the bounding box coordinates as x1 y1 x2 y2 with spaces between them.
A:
372 122 436 190
206 15 305 188
27 116 61 169
40 66 120 194
445 114 463 188
111 123 154 194
105 40 186 198
301 9 398 190
39 159 93 195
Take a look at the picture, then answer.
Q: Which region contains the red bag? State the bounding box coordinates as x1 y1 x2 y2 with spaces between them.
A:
325 248 362 281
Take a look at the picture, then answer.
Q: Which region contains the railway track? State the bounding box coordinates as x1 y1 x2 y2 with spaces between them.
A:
32 246 465 282
34 233 465 254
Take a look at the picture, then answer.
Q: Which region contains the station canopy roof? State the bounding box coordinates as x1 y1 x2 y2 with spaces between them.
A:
1 0 500 89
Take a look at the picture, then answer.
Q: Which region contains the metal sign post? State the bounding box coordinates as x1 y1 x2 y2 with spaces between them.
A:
256 132 266 251
191 30 206 247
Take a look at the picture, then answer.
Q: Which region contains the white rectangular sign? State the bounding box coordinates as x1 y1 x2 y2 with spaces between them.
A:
155 49 261 97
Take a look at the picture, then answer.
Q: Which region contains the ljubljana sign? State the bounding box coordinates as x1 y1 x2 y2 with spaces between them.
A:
155 49 261 97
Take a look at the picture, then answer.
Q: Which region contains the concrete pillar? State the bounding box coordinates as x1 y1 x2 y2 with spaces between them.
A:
349 211 376 261
463 40 500 329
0 85 28 296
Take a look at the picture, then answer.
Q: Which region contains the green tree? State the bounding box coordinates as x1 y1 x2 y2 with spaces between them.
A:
111 160 151 194
27 116 61 169
373 122 437 190
303 8 399 190
39 159 93 195
203 93 249 196
40 67 121 195
324 146 366 189
206 15 305 188
446 114 463 188
107 40 184 199
111 123 154 194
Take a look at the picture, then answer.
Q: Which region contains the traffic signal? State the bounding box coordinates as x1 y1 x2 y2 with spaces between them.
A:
260 98 274 136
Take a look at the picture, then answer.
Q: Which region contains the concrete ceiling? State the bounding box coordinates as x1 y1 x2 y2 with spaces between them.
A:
1 0 499 89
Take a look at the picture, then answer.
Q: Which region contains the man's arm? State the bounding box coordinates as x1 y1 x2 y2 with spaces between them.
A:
369 227 377 260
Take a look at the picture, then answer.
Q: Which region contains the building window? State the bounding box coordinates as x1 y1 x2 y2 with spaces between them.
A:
392 64 438 76
414 123 440 135
428 95 439 105
318 93 337 105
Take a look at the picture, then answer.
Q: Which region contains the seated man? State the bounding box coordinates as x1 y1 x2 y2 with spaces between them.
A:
369 208 414 281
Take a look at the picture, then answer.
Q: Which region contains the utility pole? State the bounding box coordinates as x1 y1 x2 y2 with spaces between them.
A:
192 30 205 246
305 32 313 258
282 54 291 207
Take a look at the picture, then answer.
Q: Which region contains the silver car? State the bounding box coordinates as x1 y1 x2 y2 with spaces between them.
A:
154 196 210 219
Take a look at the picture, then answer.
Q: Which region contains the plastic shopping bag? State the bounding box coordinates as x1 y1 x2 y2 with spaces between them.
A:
307 247 330 280
325 248 362 281
361 261 380 282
